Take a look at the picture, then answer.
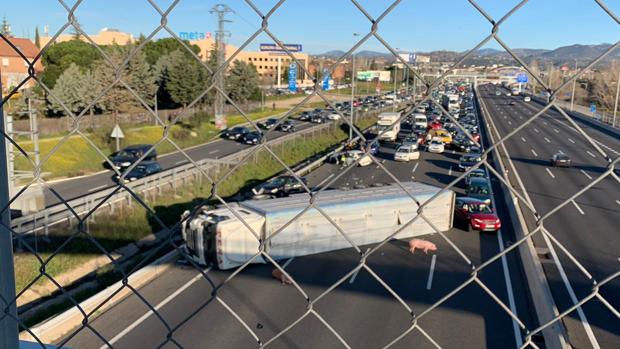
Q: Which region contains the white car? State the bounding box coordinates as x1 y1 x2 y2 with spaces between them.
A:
524 96 531 102
427 138 445 153
394 145 421 162
326 113 341 120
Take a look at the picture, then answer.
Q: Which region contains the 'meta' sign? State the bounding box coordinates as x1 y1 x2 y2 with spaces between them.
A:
179 32 212 41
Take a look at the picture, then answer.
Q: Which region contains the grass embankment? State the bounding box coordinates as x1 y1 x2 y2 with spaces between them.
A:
14 109 287 180
14 115 378 293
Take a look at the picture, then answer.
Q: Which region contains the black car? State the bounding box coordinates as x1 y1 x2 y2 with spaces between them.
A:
458 153 482 172
452 136 477 152
258 118 279 130
251 175 308 198
277 120 296 132
551 152 571 167
109 144 157 170
242 131 263 145
115 160 161 182
310 114 326 123
222 126 250 140
299 111 312 121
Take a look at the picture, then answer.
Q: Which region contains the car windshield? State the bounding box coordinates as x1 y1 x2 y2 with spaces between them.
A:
430 140 441 145
117 150 140 158
267 178 286 186
398 148 411 153
461 155 481 162
471 184 490 195
377 125 392 131
468 203 493 214
556 154 569 160
129 165 147 175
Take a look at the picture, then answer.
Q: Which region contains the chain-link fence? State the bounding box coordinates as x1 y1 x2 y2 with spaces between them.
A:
1 1 619 348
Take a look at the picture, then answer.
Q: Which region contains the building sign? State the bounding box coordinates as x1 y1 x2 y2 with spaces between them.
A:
179 32 212 41
259 43 303 52
288 63 298 92
357 70 391 82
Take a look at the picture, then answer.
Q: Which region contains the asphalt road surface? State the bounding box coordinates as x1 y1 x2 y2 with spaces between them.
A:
478 84 620 349
59 111 536 348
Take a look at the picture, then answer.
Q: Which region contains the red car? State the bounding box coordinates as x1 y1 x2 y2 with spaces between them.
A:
454 197 501 232
427 121 443 131
471 132 480 142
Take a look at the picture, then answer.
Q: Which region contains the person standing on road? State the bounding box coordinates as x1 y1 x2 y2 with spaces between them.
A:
272 102 276 111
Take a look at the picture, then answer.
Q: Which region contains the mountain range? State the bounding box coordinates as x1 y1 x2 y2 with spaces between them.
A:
315 43 619 65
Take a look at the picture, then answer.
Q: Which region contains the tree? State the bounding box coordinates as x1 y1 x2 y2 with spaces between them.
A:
34 27 41 49
41 40 99 88
591 61 620 111
143 38 201 66
125 49 158 107
48 63 90 115
91 45 134 120
163 49 208 107
226 60 260 105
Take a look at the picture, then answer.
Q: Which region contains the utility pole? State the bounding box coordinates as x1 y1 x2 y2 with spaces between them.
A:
393 63 398 112
570 59 577 111
350 33 360 141
210 4 233 130
613 69 620 128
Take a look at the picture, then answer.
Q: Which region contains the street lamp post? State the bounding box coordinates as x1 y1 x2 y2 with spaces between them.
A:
393 64 398 112
570 59 577 111
350 33 360 141
613 69 620 128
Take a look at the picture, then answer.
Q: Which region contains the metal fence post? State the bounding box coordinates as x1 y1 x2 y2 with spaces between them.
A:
0 82 19 348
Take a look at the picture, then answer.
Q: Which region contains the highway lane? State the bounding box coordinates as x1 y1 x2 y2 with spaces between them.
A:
478 85 620 349
42 120 317 207
59 119 534 348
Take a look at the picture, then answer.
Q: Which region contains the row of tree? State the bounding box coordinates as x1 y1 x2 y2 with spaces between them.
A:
42 38 260 118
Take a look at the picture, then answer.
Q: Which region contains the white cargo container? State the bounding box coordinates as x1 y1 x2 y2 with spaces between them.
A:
376 112 401 142
182 182 455 270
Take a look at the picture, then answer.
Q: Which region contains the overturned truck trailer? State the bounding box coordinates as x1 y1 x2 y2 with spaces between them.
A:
182 182 455 270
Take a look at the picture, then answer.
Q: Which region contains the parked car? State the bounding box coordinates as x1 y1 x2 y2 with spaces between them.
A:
251 175 308 198
277 120 296 132
427 138 445 153
458 154 482 172
551 152 571 167
115 160 161 182
258 118 279 130
222 126 250 141
242 131 263 145
466 177 492 204
109 144 157 170
454 197 501 232
394 145 420 162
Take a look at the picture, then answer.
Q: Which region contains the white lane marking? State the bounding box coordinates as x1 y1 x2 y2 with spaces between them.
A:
448 166 453 176
544 137 551 143
315 173 335 188
533 128 539 133
426 254 437 290
101 267 212 348
545 168 555 179
508 120 512 125
543 121 548 125
520 137 526 143
616 200 620 207
350 249 370 284
208 149 220 154
282 257 295 269
531 149 538 157
87 185 107 193
586 151 596 158
412 163 419 174
572 200 585 215
581 170 592 180
568 138 575 144
553 128 559 133
175 160 187 165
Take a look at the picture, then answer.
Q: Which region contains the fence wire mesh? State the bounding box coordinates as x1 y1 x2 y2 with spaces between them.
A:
0 0 619 348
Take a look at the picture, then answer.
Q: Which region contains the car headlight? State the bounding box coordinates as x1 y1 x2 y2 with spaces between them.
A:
473 218 483 223
270 188 278 193
121 162 131 167
130 177 137 181
495 219 501 224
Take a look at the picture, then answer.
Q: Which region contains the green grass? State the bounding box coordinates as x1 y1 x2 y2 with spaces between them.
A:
265 93 305 101
15 108 287 179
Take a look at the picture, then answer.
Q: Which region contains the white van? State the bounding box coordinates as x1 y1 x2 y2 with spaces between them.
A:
413 113 428 128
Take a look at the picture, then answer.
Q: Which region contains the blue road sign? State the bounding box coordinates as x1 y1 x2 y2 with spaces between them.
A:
322 68 330 90
288 63 297 92
590 104 597 113
516 73 528 83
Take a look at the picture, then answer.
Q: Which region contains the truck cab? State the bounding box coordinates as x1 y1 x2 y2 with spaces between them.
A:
376 112 401 142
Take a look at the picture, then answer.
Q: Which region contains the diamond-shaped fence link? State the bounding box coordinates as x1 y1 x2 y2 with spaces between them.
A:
0 0 619 348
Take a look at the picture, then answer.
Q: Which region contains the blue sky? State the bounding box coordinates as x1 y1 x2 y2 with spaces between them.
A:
4 0 619 54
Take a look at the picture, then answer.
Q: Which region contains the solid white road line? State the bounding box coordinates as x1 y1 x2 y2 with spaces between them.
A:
521 137 526 143
175 160 187 165
616 200 620 207
572 200 585 215
102 267 212 348
568 138 575 144
531 149 538 157
315 173 335 188
534 128 539 133
282 257 295 269
208 149 220 154
553 128 559 133
412 163 419 174
581 170 593 180
545 168 555 179
426 254 437 290
586 151 596 158
544 137 551 143
87 185 107 193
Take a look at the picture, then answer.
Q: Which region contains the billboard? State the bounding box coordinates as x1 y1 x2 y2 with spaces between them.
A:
259 43 303 52
288 63 298 92
357 71 391 82
398 53 416 64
